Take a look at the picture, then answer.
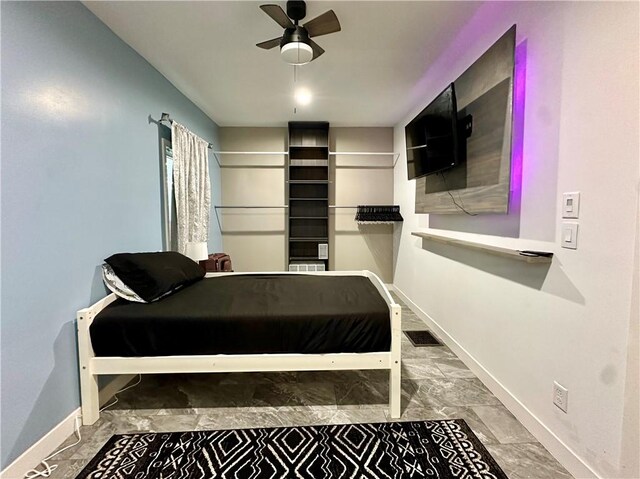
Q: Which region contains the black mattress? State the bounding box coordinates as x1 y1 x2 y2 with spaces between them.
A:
90 275 391 357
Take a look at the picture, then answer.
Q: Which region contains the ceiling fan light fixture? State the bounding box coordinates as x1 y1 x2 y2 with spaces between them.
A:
281 41 313 65
257 2 341 64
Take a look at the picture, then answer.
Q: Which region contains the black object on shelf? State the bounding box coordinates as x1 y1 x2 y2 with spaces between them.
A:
355 205 404 224
518 250 554 258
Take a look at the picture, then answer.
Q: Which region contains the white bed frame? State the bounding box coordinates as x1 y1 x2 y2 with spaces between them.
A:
77 270 401 425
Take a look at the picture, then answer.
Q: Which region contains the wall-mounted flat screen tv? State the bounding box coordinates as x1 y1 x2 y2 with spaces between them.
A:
405 83 459 180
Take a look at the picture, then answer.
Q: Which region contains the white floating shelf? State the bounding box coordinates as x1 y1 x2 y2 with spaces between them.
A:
411 232 553 264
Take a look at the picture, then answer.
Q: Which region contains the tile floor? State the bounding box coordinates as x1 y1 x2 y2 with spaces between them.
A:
43 294 573 479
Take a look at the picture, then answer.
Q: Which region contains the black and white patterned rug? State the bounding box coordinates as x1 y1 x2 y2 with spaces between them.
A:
76 419 508 478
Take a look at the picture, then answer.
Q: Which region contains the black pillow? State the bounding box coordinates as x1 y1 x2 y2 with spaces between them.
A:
104 252 205 302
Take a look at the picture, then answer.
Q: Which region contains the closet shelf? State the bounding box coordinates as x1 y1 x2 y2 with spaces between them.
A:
290 216 328 220
289 197 328 201
287 180 329 184
215 205 288 209
213 151 289 155
411 232 553 264
289 237 328 242
329 151 396 156
210 151 287 169
330 151 401 169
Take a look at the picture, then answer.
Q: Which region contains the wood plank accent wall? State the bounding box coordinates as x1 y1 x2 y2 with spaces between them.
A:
415 26 516 214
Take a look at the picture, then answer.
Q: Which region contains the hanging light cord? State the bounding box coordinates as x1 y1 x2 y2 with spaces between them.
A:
293 65 298 114
438 172 478 216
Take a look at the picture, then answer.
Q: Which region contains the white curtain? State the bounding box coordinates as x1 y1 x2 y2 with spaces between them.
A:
171 121 211 255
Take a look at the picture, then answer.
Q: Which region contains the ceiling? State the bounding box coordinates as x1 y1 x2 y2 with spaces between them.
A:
84 1 481 127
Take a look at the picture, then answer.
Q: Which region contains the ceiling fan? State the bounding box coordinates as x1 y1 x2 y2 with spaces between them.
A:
256 1 341 65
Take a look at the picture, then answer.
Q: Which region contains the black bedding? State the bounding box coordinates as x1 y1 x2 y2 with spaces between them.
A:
90 275 391 357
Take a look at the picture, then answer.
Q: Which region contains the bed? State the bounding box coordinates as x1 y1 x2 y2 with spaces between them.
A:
77 270 401 425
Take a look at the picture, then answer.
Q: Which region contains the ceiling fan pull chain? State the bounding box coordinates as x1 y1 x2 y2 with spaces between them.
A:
293 65 298 114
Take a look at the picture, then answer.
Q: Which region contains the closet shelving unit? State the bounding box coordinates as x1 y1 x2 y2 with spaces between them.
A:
288 122 330 271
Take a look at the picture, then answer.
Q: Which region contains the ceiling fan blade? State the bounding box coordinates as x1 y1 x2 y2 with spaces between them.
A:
303 10 341 38
260 4 294 29
309 39 325 60
256 37 283 50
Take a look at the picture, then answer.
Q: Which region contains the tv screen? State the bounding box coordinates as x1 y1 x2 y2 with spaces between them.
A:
406 83 459 180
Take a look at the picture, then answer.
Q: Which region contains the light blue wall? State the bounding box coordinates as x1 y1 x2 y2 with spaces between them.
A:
0 1 222 468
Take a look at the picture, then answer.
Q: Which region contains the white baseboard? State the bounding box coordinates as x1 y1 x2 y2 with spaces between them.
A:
1 374 136 479
393 286 600 479
0 408 81 479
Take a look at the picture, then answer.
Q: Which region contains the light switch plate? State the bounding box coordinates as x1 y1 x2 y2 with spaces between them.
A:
562 192 580 218
561 222 578 249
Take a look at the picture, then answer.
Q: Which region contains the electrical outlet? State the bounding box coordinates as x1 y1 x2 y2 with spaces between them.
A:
553 381 569 413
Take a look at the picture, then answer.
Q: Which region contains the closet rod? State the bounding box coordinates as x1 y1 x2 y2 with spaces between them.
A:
213 151 289 155
215 205 289 209
159 113 215 150
329 205 393 209
329 151 396 156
